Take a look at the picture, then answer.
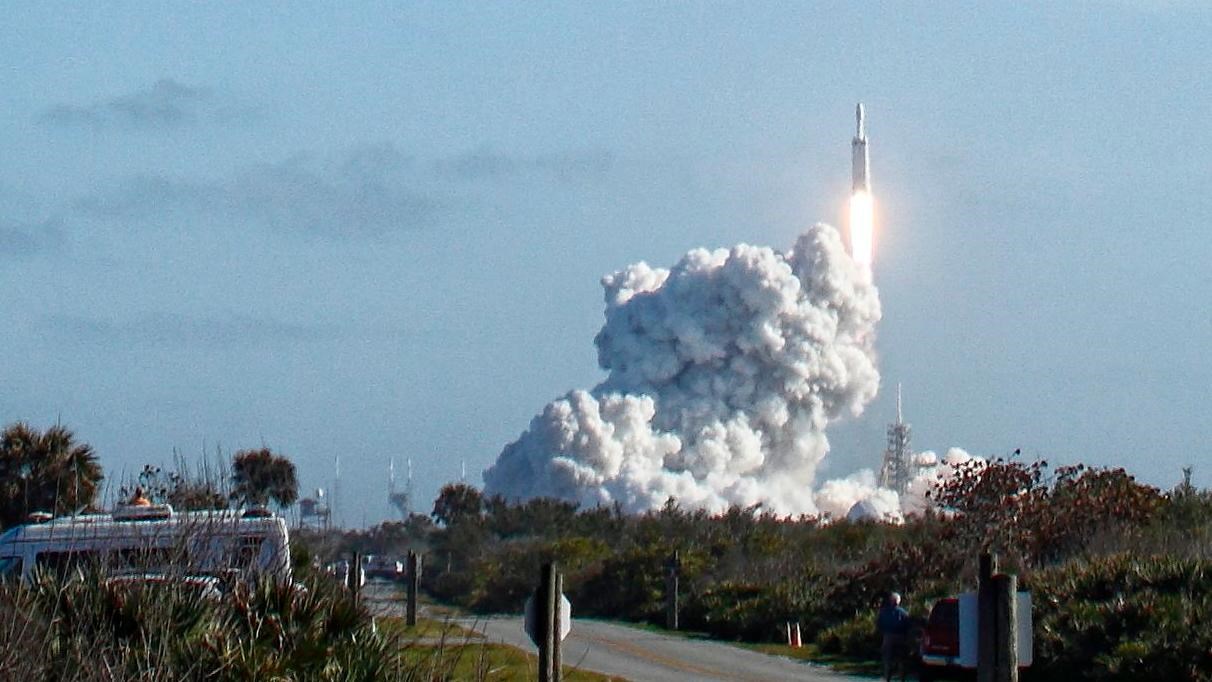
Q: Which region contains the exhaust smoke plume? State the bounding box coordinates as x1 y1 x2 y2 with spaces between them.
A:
484 223 887 515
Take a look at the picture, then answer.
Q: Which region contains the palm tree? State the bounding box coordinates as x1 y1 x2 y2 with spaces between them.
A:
230 448 299 510
0 422 104 528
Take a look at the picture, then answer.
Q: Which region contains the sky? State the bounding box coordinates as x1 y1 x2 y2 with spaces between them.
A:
2 2 1210 525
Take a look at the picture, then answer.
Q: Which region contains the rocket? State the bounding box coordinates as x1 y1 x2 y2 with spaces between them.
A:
852 103 870 193
847 103 875 268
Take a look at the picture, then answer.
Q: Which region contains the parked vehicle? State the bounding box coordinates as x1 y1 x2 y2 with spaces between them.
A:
0 504 292 585
364 554 404 580
919 592 1033 681
919 597 964 681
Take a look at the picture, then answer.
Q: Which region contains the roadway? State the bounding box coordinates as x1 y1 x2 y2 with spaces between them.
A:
461 615 871 682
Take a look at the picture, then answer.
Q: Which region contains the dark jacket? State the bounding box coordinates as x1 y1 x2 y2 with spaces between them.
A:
877 604 911 636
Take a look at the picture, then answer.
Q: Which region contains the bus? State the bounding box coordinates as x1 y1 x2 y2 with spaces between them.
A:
0 504 292 585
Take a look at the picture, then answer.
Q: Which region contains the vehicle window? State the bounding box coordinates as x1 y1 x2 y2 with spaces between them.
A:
113 547 174 574
36 550 102 578
231 536 264 569
929 601 959 628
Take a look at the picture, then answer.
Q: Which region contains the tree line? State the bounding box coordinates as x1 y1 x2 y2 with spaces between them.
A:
0 421 299 529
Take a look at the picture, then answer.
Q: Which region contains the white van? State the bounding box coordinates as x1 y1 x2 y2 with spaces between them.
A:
0 504 292 584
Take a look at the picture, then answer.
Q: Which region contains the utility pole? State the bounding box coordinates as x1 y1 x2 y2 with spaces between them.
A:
665 551 681 630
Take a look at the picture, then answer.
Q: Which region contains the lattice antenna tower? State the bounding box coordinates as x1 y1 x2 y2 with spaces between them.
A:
878 384 914 494
332 455 342 529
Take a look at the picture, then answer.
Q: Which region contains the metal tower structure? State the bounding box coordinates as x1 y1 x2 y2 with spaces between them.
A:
878 384 914 494
299 488 331 530
332 455 342 529
388 458 413 520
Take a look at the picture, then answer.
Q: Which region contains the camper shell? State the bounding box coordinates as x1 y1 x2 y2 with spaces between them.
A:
0 504 292 584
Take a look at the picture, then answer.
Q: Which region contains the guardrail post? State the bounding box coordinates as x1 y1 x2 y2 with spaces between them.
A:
406 550 420 626
977 553 996 682
348 551 362 603
993 573 1018 682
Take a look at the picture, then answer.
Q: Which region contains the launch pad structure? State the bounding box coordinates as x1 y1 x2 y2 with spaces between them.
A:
389 458 414 520
878 385 915 494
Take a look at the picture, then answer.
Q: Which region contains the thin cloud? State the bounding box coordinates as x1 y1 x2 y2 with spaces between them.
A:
42 312 335 348
75 144 437 238
37 79 243 130
434 148 614 182
72 143 616 239
0 219 66 259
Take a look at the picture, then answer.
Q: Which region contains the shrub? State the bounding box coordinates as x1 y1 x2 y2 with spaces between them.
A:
816 611 880 658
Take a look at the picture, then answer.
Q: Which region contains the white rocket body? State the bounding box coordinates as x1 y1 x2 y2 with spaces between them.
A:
852 103 870 193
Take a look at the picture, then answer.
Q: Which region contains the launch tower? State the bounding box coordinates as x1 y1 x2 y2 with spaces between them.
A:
878 384 914 494
388 458 413 519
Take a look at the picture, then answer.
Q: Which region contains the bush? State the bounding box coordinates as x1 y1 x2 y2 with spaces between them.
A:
0 570 477 681
816 611 880 658
1026 554 1212 681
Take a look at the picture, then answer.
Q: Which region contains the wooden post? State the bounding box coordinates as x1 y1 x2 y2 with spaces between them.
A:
993 573 1018 682
977 553 997 682
348 551 362 603
552 570 563 682
665 551 680 630
538 562 556 682
406 550 420 627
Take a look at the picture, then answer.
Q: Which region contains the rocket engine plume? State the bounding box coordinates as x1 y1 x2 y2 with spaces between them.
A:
483 224 882 515
849 190 874 269
849 103 874 268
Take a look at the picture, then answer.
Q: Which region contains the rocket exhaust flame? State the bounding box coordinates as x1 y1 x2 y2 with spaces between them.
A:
849 189 874 269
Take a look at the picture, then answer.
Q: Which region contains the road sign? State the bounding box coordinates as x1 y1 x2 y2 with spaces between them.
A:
524 592 572 646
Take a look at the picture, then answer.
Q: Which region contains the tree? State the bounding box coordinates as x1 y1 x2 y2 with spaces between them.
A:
0 422 103 528
230 448 298 509
123 464 227 511
932 457 1163 566
431 483 483 527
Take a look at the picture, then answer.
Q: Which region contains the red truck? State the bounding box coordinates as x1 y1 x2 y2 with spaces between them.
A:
918 597 963 681
918 593 1032 681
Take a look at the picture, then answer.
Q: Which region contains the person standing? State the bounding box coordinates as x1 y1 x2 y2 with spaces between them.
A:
878 591 911 682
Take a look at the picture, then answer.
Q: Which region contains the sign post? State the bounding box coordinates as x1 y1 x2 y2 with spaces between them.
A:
523 563 572 682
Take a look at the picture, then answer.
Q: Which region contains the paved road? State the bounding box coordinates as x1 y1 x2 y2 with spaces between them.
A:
462 615 871 682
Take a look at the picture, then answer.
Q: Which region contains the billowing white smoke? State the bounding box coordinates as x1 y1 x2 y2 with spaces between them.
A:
823 448 986 522
483 224 884 515
901 447 985 514
817 470 903 522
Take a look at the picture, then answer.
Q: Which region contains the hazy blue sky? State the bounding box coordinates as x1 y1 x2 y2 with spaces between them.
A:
3 2 1209 524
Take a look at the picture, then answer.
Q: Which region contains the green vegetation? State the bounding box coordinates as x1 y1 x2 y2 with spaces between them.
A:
0 422 103 527
4 420 1210 679
229 447 300 510
0 571 382 680
346 461 1212 681
0 568 626 681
